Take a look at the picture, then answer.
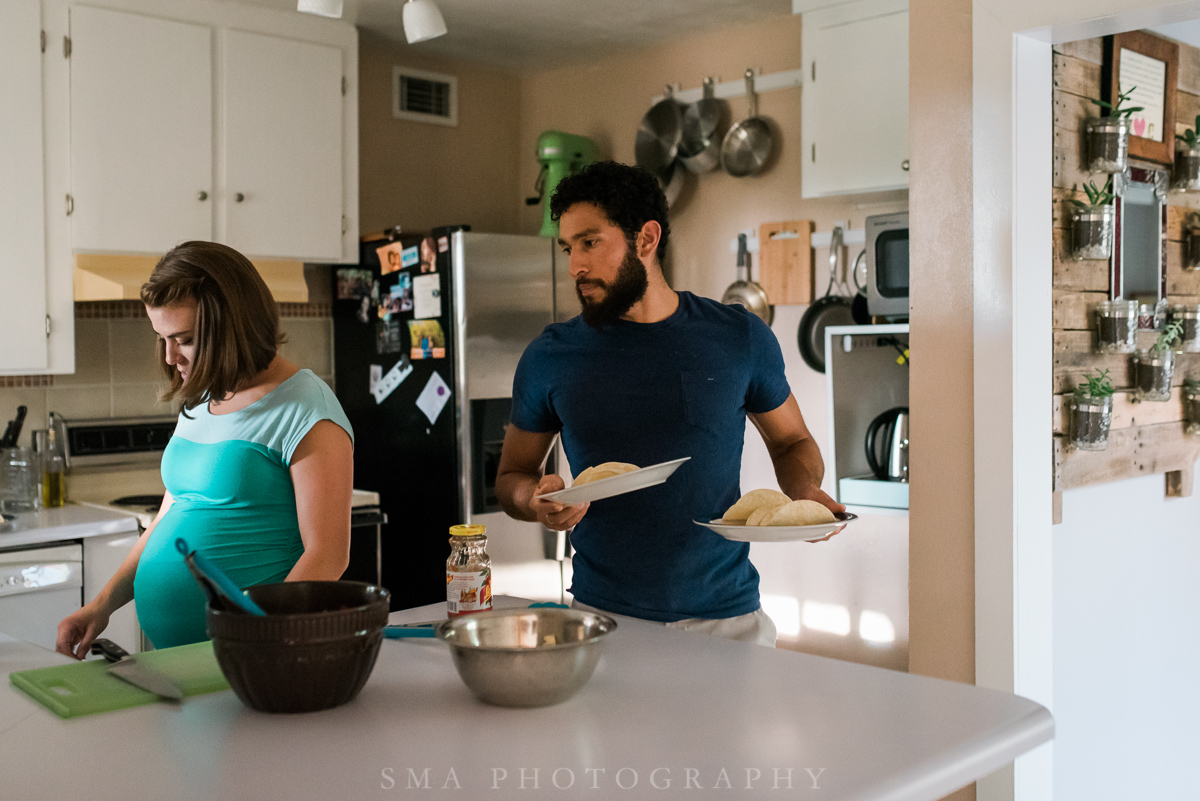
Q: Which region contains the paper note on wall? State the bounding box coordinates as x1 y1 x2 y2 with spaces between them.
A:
416 371 451 424
372 358 413 405
414 274 442 319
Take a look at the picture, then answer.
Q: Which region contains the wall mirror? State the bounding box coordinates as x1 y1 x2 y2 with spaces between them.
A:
1110 166 1168 306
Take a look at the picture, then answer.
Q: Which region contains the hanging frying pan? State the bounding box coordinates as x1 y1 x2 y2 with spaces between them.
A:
635 86 684 183
721 69 773 177
797 227 857 373
679 77 726 174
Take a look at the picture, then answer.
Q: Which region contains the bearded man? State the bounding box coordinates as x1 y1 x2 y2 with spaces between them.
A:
495 161 840 645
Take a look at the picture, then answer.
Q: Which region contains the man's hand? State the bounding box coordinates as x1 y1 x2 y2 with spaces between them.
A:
788 484 846 543
529 474 589 531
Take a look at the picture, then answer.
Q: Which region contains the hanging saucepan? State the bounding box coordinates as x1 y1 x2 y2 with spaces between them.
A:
721 70 773 177
797 227 857 373
635 85 684 183
722 233 773 326
679 77 727 174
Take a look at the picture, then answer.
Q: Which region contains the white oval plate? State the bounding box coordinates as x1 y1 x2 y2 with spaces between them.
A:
536 457 691 506
694 512 857 543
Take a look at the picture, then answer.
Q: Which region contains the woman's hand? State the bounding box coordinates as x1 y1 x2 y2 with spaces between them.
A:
56 603 111 660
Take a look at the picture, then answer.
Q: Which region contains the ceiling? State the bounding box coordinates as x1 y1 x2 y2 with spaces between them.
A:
228 0 795 71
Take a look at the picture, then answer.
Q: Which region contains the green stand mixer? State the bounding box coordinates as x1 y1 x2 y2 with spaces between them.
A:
528 131 597 237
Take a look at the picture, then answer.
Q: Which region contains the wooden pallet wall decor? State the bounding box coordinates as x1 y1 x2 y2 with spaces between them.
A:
1052 35 1200 521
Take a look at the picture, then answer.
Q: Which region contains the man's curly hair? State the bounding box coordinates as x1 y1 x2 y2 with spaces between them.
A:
549 161 671 265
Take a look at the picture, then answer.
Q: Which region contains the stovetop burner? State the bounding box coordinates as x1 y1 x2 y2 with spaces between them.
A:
111 494 165 508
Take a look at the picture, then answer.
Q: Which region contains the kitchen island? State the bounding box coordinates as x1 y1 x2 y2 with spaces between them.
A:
0 598 1052 800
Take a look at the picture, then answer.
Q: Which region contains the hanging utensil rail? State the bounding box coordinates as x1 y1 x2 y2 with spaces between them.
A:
651 68 804 105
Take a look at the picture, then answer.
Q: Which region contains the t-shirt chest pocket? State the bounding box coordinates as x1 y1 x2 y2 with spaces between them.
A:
680 370 744 435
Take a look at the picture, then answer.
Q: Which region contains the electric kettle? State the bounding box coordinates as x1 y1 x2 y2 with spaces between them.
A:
865 407 909 482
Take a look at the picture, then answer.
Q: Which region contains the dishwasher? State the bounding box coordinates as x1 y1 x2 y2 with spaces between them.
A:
0 543 83 651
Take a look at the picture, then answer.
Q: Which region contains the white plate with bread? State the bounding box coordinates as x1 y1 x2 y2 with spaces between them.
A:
695 488 853 542
536 457 691 505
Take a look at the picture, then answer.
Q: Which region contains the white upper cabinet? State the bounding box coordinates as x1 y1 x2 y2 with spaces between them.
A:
222 30 344 262
69 6 213 254
0 0 50 372
800 0 909 198
62 2 356 264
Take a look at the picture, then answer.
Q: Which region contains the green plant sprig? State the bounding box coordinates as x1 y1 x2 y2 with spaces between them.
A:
1177 114 1200 149
1070 177 1115 211
1075 368 1115 399
1091 85 1145 119
1152 320 1185 353
1184 377 1200 392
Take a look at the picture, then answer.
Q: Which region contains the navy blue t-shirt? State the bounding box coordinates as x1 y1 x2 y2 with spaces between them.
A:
510 291 791 622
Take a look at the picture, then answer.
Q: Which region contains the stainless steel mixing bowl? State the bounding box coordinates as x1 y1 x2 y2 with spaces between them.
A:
436 607 617 707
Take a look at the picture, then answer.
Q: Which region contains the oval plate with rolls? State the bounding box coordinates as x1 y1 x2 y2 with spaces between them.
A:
695 512 857 543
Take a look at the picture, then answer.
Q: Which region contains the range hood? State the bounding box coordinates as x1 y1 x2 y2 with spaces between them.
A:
73 254 308 303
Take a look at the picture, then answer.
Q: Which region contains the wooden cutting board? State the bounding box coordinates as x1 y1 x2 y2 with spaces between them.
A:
758 220 815 305
10 641 229 718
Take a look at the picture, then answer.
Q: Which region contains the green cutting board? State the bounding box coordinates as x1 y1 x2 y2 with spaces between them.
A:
10 641 230 719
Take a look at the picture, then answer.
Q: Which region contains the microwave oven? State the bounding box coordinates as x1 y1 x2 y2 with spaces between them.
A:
864 211 909 319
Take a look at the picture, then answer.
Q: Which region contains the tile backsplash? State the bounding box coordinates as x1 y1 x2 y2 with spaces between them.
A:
0 309 334 446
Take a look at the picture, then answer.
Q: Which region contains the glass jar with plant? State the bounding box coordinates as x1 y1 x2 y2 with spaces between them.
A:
1070 178 1115 261
1174 115 1200 191
1184 378 1200 435
1167 304 1200 352
1086 85 1143 174
1186 213 1200 270
1071 368 1115 450
1094 299 1139 353
1134 320 1182 402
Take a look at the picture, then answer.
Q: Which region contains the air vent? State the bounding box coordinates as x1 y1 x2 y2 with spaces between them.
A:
392 66 457 127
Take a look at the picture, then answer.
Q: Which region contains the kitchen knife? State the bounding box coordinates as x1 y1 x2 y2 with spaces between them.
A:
90 639 184 702
7 405 27 447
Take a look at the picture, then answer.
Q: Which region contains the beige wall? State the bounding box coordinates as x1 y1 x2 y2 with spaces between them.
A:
515 14 906 302
358 31 522 237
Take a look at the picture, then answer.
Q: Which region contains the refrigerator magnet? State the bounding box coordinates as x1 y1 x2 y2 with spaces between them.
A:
372 358 413 405
408 320 445 360
401 245 419 268
376 241 406 275
392 273 413 312
415 371 451 424
419 238 437 273
336 268 374 300
376 319 404 355
413 274 442 319
369 364 383 395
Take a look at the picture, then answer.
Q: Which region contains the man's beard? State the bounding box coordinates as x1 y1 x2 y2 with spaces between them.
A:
576 243 649 328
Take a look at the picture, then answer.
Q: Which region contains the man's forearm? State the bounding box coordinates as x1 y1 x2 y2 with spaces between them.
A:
496 470 541 522
771 437 826 498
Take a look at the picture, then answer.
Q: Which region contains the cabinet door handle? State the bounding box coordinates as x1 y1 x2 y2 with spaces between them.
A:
198 191 208 201
901 159 910 172
235 192 245 203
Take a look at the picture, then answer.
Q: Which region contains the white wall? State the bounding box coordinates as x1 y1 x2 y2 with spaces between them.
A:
1053 473 1200 799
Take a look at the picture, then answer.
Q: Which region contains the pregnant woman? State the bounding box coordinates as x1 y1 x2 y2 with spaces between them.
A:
57 241 355 654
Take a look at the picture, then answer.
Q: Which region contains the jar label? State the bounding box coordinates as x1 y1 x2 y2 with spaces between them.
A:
447 569 492 616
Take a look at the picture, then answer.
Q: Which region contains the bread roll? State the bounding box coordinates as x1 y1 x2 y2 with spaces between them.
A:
763 500 836 526
722 489 791 522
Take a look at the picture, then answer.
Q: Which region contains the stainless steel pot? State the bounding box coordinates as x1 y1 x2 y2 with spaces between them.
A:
635 86 684 183
722 233 773 325
679 77 726 174
721 70 772 177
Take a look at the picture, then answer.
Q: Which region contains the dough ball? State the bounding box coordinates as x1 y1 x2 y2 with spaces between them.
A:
574 462 639 485
746 503 785 526
764 500 837 526
722 489 792 522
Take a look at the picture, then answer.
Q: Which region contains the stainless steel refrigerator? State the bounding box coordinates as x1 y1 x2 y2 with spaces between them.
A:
333 226 572 609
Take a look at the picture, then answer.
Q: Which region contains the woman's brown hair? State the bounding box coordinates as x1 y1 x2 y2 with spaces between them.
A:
141 241 284 411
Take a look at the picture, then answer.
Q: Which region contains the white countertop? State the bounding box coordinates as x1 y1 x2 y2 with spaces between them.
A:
0 597 1052 801
0 504 140 550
